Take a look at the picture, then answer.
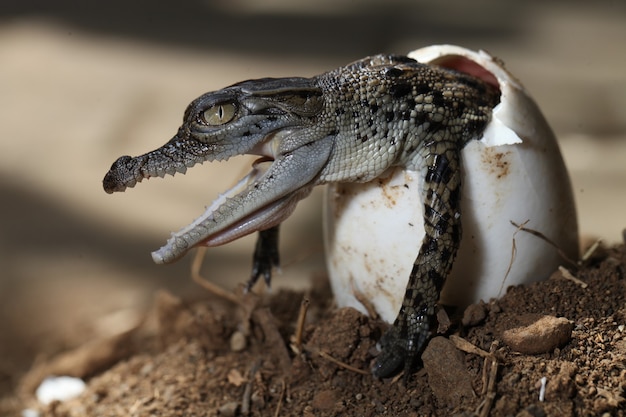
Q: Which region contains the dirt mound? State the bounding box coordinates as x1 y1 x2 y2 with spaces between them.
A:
8 246 626 416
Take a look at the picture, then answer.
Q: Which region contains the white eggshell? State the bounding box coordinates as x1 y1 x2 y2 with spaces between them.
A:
324 45 578 323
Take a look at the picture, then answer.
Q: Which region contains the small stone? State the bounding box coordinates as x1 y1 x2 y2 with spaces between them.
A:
462 302 487 327
229 331 247 352
546 361 577 399
422 337 474 407
251 391 265 408
502 315 574 354
436 307 451 333
218 401 239 416
516 404 546 417
493 395 519 416
139 363 154 376
312 389 337 411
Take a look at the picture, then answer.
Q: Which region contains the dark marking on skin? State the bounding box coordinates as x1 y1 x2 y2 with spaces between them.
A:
389 83 412 98
440 248 452 264
425 154 451 184
462 76 486 94
427 117 444 132
435 216 450 236
424 235 439 254
431 90 445 108
413 111 429 126
463 119 487 138
447 186 461 211
450 224 461 243
385 67 404 77
452 100 467 117
424 203 435 219
403 288 423 307
392 55 418 64
386 111 395 123
415 84 431 95
428 269 445 290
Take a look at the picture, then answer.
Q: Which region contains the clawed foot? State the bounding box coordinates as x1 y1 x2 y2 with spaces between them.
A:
246 227 280 291
372 312 432 380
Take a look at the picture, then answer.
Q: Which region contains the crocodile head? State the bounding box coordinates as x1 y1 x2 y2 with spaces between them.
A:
103 77 333 264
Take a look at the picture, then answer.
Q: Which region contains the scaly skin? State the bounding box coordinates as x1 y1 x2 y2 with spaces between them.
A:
103 54 500 378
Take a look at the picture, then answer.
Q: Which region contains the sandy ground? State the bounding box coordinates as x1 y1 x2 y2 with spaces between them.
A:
0 0 625 397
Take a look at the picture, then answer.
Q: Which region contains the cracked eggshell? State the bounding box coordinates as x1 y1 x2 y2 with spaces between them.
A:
323 45 578 324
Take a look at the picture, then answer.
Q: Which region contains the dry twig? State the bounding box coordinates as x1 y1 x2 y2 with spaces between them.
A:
191 247 244 306
558 266 588 289
290 298 310 354
477 341 499 417
241 361 261 415
510 221 578 267
449 335 490 358
303 345 370 375
580 238 602 264
273 379 286 417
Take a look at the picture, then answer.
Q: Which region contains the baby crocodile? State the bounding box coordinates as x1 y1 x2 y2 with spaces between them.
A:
103 54 500 378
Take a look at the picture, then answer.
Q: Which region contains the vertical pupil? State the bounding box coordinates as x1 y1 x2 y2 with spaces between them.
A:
218 105 224 119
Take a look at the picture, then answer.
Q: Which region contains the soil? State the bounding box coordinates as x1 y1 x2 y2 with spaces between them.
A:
3 244 626 417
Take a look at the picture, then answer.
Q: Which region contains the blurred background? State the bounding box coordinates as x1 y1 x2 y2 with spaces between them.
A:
1 0 625 397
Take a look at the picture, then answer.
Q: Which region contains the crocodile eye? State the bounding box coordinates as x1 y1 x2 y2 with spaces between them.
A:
201 102 237 126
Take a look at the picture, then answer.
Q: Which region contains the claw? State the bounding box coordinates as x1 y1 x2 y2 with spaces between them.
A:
372 310 432 380
246 226 280 291
372 326 407 378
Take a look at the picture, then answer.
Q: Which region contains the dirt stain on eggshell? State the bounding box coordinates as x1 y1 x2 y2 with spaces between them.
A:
481 147 511 179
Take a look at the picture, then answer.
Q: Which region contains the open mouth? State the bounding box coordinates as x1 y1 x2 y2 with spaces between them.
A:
149 139 329 263
149 157 298 263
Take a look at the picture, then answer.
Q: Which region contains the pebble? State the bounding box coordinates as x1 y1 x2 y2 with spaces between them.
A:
462 302 487 327
312 389 337 411
35 376 86 405
502 315 574 354
421 337 475 407
229 331 247 352
516 404 546 417
218 401 239 416
251 391 265 408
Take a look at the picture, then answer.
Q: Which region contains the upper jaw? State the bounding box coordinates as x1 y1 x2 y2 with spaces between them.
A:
102 129 220 194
